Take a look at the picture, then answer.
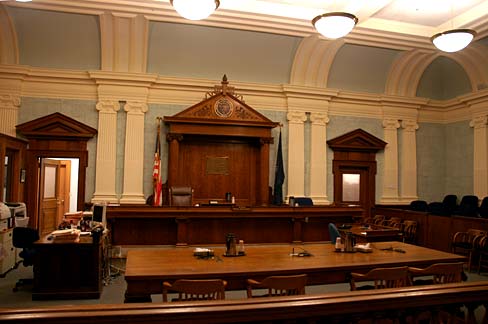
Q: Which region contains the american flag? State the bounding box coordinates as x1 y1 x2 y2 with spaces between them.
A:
153 120 163 206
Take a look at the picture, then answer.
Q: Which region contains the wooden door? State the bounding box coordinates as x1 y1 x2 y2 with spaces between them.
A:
334 166 372 213
39 159 62 236
57 160 71 220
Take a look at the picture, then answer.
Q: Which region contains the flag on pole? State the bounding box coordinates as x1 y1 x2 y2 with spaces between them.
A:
152 120 163 206
272 129 285 205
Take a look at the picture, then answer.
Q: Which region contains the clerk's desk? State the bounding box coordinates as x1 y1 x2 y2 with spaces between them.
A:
124 242 466 302
32 232 106 300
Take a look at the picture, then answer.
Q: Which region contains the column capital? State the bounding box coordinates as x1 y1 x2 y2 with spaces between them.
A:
470 115 488 129
96 100 121 113
401 119 419 132
383 118 400 130
0 94 20 108
310 112 329 125
124 101 148 114
287 111 307 124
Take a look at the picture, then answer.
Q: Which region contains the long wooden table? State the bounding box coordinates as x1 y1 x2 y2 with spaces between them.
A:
124 242 466 302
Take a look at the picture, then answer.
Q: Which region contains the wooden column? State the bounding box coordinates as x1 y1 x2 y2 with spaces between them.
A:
259 137 273 205
92 100 120 204
167 134 182 187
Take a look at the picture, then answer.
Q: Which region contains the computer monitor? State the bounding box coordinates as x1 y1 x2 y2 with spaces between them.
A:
92 203 106 228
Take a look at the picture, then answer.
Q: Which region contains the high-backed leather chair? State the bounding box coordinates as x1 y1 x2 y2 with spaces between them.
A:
409 200 428 212
12 227 39 292
294 197 313 206
455 195 479 217
169 186 193 206
479 197 488 218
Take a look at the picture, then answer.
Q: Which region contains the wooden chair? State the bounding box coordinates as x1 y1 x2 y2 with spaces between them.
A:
349 266 411 291
162 279 227 302
408 262 465 285
402 220 418 244
383 217 401 227
246 274 307 298
372 214 385 225
451 228 486 271
477 235 488 274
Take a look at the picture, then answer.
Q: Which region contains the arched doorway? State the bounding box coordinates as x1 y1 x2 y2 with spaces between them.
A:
16 113 97 234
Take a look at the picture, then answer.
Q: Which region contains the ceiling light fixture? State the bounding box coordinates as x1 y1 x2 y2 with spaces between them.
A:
312 12 358 39
431 29 476 53
170 0 220 21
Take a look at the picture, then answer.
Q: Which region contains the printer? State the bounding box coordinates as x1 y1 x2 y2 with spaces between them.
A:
0 202 12 231
5 202 28 227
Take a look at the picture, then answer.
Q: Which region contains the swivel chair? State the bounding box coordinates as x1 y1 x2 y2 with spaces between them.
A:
328 223 340 245
12 227 39 292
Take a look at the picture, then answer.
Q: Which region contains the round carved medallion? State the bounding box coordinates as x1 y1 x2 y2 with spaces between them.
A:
214 98 233 118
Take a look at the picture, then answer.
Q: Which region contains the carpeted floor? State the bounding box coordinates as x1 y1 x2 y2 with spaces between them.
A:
1 257 487 309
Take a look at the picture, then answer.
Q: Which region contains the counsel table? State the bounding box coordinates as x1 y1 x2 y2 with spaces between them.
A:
124 242 466 302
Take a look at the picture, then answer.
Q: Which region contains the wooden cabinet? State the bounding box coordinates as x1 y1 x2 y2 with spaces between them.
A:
33 235 104 300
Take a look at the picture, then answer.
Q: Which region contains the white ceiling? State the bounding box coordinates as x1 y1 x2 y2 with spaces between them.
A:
3 0 488 50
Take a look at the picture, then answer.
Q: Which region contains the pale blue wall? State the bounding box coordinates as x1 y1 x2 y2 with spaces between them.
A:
8 7 100 70
18 98 99 201
416 56 472 100
147 22 301 84
445 121 473 197
328 44 402 94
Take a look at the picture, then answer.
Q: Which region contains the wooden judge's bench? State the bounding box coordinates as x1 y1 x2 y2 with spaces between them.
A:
106 205 363 246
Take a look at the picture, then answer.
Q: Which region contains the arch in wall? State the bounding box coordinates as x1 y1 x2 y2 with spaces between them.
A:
0 5 18 64
16 112 97 230
290 34 345 88
385 46 488 97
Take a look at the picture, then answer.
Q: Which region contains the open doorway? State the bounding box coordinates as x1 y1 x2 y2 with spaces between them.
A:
38 157 79 235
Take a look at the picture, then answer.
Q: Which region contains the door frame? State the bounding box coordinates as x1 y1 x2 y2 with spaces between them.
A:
327 129 386 218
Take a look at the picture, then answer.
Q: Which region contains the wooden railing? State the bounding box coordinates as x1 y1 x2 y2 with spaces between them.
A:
0 282 487 323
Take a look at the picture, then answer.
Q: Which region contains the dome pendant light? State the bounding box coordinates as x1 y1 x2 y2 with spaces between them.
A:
431 29 476 53
312 12 358 39
170 0 220 21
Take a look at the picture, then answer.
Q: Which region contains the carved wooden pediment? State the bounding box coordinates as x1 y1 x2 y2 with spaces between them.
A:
327 129 386 152
164 76 277 128
16 112 97 140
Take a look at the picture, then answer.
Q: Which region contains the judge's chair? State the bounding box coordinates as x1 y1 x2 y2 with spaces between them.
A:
12 227 39 292
246 274 307 298
169 186 193 206
162 279 227 302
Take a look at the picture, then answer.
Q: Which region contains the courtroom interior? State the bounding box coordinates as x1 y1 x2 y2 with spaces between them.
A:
1 0 488 323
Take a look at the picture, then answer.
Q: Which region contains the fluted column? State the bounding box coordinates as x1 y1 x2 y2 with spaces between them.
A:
309 112 329 204
381 118 400 203
400 119 419 202
92 100 121 204
0 95 20 136
120 101 148 204
287 111 307 201
470 115 488 198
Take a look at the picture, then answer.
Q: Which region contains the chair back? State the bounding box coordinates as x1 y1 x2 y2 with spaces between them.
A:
247 274 307 298
12 227 39 248
169 186 193 206
402 220 418 244
456 195 479 217
373 215 385 225
328 223 340 245
408 262 464 285
350 266 411 291
442 195 458 214
480 197 488 218
294 197 313 206
162 279 227 302
409 200 428 212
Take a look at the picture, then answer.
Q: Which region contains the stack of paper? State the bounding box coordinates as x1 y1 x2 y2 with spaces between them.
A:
51 229 81 243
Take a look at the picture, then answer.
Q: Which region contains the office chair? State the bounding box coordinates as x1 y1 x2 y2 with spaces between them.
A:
169 186 193 206
12 227 39 292
455 195 479 217
293 197 313 206
409 200 428 212
328 223 340 245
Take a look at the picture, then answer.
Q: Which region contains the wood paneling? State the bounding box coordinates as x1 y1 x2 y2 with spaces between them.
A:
107 205 363 246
